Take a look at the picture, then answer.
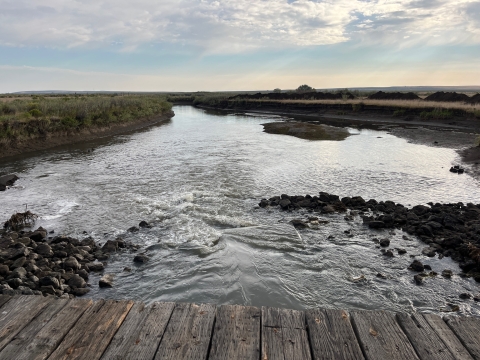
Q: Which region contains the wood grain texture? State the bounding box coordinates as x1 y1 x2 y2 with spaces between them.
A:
350 310 419 360
306 309 364 360
154 302 216 360
49 299 133 360
10 298 93 360
0 295 11 309
422 314 473 360
0 295 52 351
209 305 261 360
397 313 456 360
101 301 175 360
445 316 480 360
0 298 68 359
262 307 311 360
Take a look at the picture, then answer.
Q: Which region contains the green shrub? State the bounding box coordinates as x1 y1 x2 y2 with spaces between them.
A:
28 109 42 118
420 109 453 119
474 110 480 119
61 117 80 128
352 102 364 112
393 109 406 117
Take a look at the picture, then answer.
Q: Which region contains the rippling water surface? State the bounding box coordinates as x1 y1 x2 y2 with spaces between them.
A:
1 106 479 315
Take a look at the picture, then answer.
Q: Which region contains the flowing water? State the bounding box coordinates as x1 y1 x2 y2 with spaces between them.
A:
1 105 480 315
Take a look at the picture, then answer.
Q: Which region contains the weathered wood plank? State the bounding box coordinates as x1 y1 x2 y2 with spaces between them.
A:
8 298 93 360
0 295 11 309
101 301 175 360
0 295 53 351
397 313 456 360
422 314 473 360
154 302 216 360
350 310 419 360
306 309 364 360
49 299 133 360
0 298 68 359
445 316 480 359
262 307 311 360
209 305 261 360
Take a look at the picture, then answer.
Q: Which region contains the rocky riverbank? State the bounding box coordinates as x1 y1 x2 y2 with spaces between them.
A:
259 192 480 283
0 217 152 298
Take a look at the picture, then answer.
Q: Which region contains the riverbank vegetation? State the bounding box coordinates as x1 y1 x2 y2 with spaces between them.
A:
0 95 172 145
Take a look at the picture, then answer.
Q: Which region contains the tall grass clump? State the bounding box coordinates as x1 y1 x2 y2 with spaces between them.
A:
420 108 454 119
0 95 172 144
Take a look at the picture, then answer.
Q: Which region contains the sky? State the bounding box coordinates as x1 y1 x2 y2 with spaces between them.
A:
1 0 479 92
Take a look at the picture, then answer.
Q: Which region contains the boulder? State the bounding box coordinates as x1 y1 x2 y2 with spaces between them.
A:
102 240 118 253
72 288 90 296
139 221 151 228
279 199 291 209
290 219 308 229
63 257 81 271
36 244 53 257
68 274 86 289
379 239 390 247
422 247 436 257
408 260 425 272
0 174 19 190
133 254 149 263
86 262 105 272
30 229 47 242
369 221 385 229
99 274 114 288
39 276 60 289
442 269 453 278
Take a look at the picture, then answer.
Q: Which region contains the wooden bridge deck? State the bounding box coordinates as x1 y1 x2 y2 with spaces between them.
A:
0 295 479 360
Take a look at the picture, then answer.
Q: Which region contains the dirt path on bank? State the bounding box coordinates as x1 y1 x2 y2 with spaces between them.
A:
0 111 174 161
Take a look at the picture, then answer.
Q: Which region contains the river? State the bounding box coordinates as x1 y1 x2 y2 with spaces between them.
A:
1 105 479 315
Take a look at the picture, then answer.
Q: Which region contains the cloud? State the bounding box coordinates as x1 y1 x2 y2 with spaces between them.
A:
0 0 479 53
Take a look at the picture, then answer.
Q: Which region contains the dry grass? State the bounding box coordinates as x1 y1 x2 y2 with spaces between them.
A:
4 211 38 231
248 98 479 113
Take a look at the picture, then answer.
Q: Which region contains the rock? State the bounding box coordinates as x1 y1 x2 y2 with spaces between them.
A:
68 274 86 289
376 273 387 279
10 256 26 269
77 269 89 280
63 257 81 271
133 254 149 263
369 221 385 229
397 248 407 255
86 262 105 272
99 274 114 288
384 250 394 257
408 260 425 272
54 251 68 258
1 244 30 260
459 293 472 300
322 205 335 214
11 267 27 278
422 247 436 257
7 278 22 289
139 221 151 228
442 269 453 278
0 265 10 276
414 274 424 285
279 199 291 209
424 264 432 270
290 219 308 229
123 267 131 272
72 287 90 296
127 226 139 233
379 239 390 247
17 237 32 246
39 276 60 289
30 229 47 242
0 174 19 189
102 240 118 253
36 243 53 257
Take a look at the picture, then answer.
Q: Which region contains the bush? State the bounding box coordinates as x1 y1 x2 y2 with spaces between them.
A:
28 109 42 118
352 102 364 112
393 109 406 117
420 109 453 119
61 117 79 128
296 84 315 93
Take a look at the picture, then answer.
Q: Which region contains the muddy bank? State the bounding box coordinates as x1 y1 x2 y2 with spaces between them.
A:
259 191 480 285
262 121 350 141
0 111 174 159
0 216 154 298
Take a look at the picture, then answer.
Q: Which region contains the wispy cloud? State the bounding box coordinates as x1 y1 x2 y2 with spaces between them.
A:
1 0 478 53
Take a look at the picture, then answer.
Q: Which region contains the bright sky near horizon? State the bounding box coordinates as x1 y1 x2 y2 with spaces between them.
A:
1 0 479 92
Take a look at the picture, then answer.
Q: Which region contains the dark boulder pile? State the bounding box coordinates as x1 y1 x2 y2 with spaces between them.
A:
368 91 420 100
0 174 19 191
259 192 480 279
229 91 355 101
424 92 471 103
468 93 480 104
0 226 139 297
